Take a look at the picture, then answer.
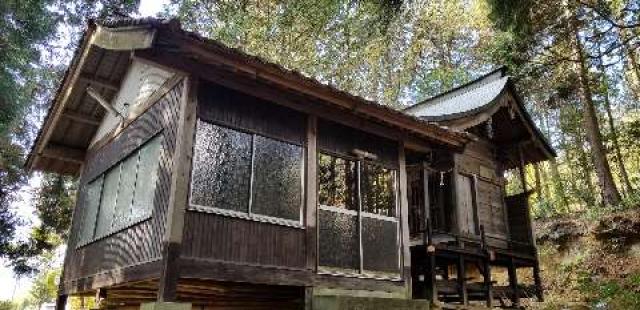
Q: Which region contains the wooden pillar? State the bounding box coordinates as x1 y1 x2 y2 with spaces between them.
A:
451 156 460 235
422 162 431 244
508 257 520 306
519 145 538 248
534 262 544 301
305 115 318 271
480 226 493 307
55 294 67 310
483 259 493 307
423 162 438 304
398 142 412 298
427 246 438 304
518 146 527 193
304 287 314 310
157 77 198 301
457 256 468 305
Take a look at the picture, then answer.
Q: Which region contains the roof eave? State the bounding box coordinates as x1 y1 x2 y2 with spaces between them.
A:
162 24 470 148
26 20 158 174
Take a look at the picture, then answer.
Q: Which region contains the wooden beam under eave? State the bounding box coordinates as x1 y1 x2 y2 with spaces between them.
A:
161 33 469 148
62 111 101 126
41 143 86 164
78 73 120 91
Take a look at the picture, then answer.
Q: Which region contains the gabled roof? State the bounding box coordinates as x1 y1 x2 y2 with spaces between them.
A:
404 67 556 164
404 67 509 121
27 18 470 175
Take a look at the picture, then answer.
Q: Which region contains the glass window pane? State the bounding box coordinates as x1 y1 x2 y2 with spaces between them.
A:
251 136 303 221
362 217 399 274
190 121 252 212
132 135 163 221
112 154 138 230
362 163 396 217
318 153 357 210
95 164 121 238
318 209 359 271
80 176 103 243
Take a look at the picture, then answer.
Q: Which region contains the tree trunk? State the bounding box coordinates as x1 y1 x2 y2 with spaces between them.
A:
572 23 622 207
533 163 542 201
622 29 640 105
599 63 634 196
574 125 598 207
544 111 571 213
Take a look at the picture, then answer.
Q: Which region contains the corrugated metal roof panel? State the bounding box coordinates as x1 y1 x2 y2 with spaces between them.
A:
407 77 508 120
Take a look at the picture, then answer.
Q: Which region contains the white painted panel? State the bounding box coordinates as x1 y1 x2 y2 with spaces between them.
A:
90 60 173 146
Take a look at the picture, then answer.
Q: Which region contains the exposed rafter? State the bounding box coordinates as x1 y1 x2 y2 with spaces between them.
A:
79 73 120 91
41 143 86 164
61 110 101 126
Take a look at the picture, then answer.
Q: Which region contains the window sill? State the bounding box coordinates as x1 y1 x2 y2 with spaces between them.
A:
75 215 152 249
188 204 304 229
317 267 402 282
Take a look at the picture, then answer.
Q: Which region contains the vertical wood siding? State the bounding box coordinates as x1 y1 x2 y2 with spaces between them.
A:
317 119 398 167
181 82 307 271
197 82 306 145
181 212 307 269
455 140 508 240
62 81 184 287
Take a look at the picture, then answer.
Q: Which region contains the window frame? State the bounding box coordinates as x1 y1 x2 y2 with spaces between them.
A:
76 133 163 248
317 150 401 280
187 119 306 229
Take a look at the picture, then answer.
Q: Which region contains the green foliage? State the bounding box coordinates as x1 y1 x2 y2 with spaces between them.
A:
0 0 138 275
577 273 640 309
0 301 16 310
27 268 61 309
0 0 57 135
169 0 494 106
0 135 26 255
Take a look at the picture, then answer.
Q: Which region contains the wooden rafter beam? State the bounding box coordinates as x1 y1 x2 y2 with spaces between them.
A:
41 143 86 164
79 73 120 91
61 110 101 126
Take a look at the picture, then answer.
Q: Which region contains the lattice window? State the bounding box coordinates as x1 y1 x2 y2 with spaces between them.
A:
189 120 304 227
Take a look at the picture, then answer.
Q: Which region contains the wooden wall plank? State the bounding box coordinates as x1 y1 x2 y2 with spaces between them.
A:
398 142 412 298
61 81 184 293
181 212 307 269
158 77 198 301
305 116 318 271
198 81 306 145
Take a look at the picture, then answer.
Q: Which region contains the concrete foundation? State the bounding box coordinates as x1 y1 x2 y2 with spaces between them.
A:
313 295 429 310
140 302 192 310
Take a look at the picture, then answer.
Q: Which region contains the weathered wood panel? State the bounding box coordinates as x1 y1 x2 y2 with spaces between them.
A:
477 180 507 237
181 212 307 269
318 119 398 167
62 81 184 290
101 278 305 309
455 141 508 241
506 193 532 244
198 81 306 145
455 174 477 235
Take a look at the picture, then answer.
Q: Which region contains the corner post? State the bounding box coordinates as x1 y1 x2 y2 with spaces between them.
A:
398 141 412 298
457 256 468 305
481 226 493 307
508 257 520 307
534 262 544 301
55 294 67 310
422 162 438 304
305 115 318 309
157 76 198 301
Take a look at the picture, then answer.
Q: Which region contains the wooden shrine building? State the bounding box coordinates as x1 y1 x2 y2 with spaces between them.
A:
404 67 555 306
26 18 554 309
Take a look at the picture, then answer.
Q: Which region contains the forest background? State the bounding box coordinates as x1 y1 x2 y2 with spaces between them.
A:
1 0 639 308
